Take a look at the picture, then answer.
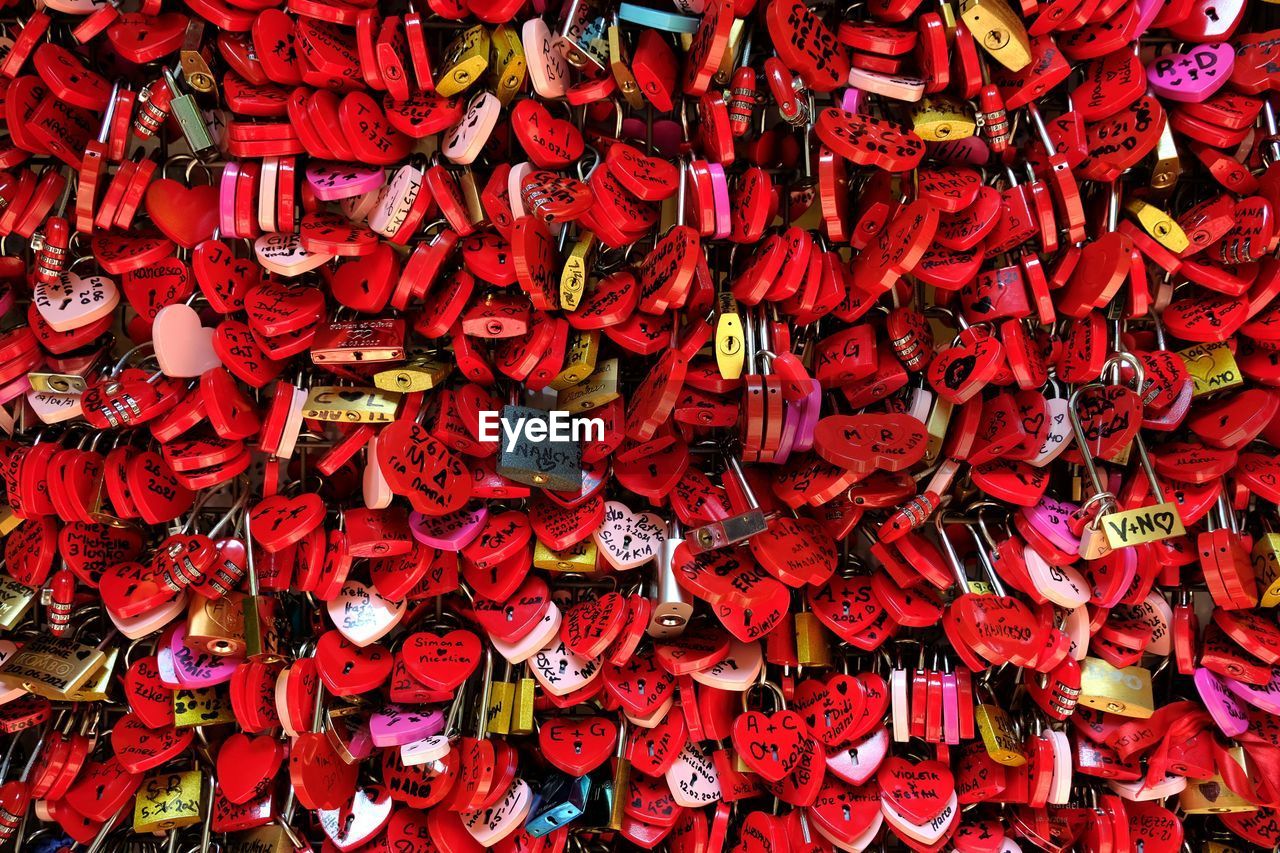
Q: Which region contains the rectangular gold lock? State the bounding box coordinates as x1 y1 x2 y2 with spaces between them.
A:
173 686 237 728
959 0 1031 72
0 634 105 699
134 769 203 832
608 25 644 110
534 539 599 572
557 358 619 414
438 25 491 97
510 672 536 735
911 96 977 142
974 704 1026 766
1179 341 1243 397
794 612 832 668
1078 657 1154 719
0 574 36 630
1150 117 1182 195
187 592 248 658
487 680 514 736
491 25 527 107
302 386 401 424
1253 534 1280 607
560 232 596 312
551 330 600 391
1099 501 1185 549
373 356 451 393
310 318 406 364
62 646 117 702
924 397 953 464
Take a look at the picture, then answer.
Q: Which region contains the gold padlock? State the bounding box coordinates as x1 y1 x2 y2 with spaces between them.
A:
1078 657 1154 719
302 386 401 424
551 330 600 391
794 600 832 669
1252 532 1280 607
974 701 1027 766
533 538 599 572
438 25 491 97
1179 341 1244 398
0 634 105 699
458 167 486 226
911 96 977 142
561 232 597 312
509 663 537 735
959 0 1031 71
490 24 527 107
487 661 515 736
1125 198 1190 253
373 355 452 393
173 686 237 728
557 358 619 414
1150 117 1183 194
134 768 204 832
1180 748 1258 814
0 574 36 630
63 645 117 702
715 292 745 381
608 23 645 110
187 592 248 657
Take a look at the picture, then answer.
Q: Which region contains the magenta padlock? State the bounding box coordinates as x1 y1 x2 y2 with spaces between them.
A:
409 506 488 551
368 705 446 748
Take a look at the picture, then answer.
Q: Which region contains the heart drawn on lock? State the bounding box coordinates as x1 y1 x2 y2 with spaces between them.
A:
878 757 956 824
123 655 174 729
152 303 222 378
926 328 1002 404
401 629 481 691
217 733 285 804
145 179 220 249
111 711 194 774
193 239 260 313
808 776 881 843
99 560 180 619
539 716 618 776
34 272 120 332
732 710 811 783
1147 44 1234 103
793 673 866 748
327 581 405 648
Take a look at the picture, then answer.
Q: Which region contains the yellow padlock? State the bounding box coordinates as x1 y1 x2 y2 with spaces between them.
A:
911 96 977 142
1125 198 1190 253
959 0 1031 71
437 25 491 97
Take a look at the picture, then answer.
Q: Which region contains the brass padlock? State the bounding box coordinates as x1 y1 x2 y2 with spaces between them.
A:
0 633 106 699
1180 748 1258 814
959 0 1031 71
438 25 491 97
1178 341 1244 398
555 0 609 71
1150 117 1183 194
561 232 596 312
974 699 1027 766
134 768 204 832
533 538 599 572
487 660 515 736
63 644 117 702
302 386 401 424
557 358 619 414
608 21 645 110
187 592 248 657
794 597 832 669
715 292 745 381
1125 198 1190 254
173 686 237 728
911 96 977 142
490 24 527 107
551 330 600 392
373 355 452 393
494 404 583 491
0 574 36 631
1077 657 1154 719
1252 532 1280 607
509 663 537 736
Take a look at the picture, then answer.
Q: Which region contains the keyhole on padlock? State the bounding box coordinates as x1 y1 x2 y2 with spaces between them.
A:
842 804 851 820
559 659 568 674
621 534 633 551
573 739 583 754
636 678 647 695
1204 5 1218 20
983 29 1009 50
770 745 779 762
504 605 515 622
344 661 355 675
